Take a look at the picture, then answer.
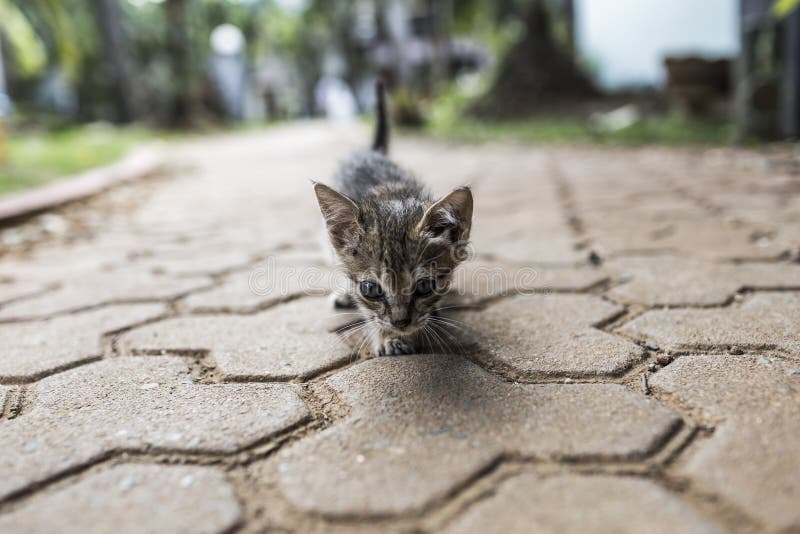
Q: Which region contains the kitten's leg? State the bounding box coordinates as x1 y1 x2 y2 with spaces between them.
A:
374 336 414 356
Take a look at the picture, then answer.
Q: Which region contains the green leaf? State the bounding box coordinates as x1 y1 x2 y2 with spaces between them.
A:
773 0 800 19
33 0 84 81
0 0 47 76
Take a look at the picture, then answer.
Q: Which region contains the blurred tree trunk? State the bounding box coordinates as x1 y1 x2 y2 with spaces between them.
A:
427 0 452 95
384 0 411 87
0 119 5 162
0 38 7 162
164 0 196 126
471 0 596 118
782 7 800 137
562 0 575 57
94 0 136 123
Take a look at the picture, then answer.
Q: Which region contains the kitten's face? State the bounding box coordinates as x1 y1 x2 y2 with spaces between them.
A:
345 233 456 336
315 184 472 338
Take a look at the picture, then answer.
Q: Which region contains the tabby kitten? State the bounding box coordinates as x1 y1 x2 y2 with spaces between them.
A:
313 82 473 356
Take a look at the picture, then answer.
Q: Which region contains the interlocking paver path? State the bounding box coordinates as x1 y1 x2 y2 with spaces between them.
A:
0 266 210 320
0 277 50 306
449 258 608 306
119 296 352 380
180 252 327 312
442 474 724 534
650 355 800 531
1 124 799 532
274 355 679 516
620 292 800 354
458 294 643 376
0 304 165 381
606 255 800 306
0 464 242 534
0 357 308 501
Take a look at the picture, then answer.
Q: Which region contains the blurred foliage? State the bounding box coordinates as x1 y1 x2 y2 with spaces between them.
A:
0 0 321 124
9 0 87 81
392 88 430 128
0 1 47 76
0 0 741 144
773 0 800 18
0 125 151 193
425 115 734 145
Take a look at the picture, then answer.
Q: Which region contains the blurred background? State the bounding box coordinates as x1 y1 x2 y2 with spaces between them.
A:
1 0 799 194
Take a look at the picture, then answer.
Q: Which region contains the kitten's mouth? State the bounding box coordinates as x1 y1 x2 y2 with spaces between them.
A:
381 321 424 336
385 326 418 336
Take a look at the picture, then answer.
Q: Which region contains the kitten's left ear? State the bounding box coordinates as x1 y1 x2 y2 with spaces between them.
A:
417 186 473 243
313 183 361 250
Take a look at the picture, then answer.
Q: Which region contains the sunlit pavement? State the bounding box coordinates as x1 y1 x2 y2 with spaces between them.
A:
1 122 799 532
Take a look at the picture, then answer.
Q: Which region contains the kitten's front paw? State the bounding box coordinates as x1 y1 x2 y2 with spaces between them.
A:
376 338 414 356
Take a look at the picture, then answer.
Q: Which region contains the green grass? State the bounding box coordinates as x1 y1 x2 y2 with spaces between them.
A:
423 115 735 146
0 126 151 195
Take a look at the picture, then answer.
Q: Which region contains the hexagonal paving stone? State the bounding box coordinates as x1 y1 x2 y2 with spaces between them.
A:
458 295 643 376
471 169 585 264
0 243 127 280
119 296 352 381
473 212 585 265
0 464 241 534
0 357 309 501
651 355 800 531
182 253 327 312
619 292 800 354
447 259 608 307
0 268 211 320
585 216 788 261
0 278 49 306
274 355 680 516
442 474 723 534
607 256 800 306
0 304 166 382
132 244 259 277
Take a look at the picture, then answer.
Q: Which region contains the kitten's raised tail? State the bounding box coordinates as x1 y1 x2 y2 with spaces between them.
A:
372 80 390 155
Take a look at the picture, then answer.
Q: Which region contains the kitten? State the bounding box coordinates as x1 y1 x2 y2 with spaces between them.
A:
313 82 473 356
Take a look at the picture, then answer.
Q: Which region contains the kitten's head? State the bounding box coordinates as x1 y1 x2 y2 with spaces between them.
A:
314 183 473 337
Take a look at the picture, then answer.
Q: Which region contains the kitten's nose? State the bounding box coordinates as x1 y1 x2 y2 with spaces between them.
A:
391 318 411 329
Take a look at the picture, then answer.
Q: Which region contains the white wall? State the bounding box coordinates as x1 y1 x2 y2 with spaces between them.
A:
575 0 740 89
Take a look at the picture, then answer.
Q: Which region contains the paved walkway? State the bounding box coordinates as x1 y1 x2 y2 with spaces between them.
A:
0 123 799 533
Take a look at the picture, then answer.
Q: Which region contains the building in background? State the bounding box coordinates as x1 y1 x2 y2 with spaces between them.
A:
575 0 740 90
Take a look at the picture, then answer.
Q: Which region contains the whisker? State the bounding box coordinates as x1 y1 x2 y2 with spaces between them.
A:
429 321 467 355
337 323 369 338
419 324 437 353
425 322 450 353
428 316 469 332
433 305 474 313
335 318 369 334
419 327 430 353
355 320 376 357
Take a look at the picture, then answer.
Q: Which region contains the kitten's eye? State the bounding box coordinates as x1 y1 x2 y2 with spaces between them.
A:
359 280 384 300
414 278 435 297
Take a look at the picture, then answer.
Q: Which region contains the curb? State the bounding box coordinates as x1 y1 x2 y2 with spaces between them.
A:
0 146 165 225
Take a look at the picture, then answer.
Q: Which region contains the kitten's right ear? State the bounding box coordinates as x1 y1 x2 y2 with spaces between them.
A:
313 183 361 249
417 187 473 243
